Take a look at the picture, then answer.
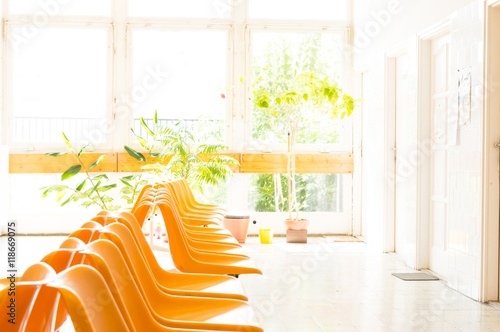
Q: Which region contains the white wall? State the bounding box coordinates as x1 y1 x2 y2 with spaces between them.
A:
446 1 484 300
9 173 105 234
353 0 477 68
354 0 485 300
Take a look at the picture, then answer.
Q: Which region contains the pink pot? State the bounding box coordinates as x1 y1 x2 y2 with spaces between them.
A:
222 214 250 243
284 218 309 231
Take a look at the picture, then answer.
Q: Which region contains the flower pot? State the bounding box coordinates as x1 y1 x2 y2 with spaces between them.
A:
222 214 250 243
284 219 308 243
284 218 309 231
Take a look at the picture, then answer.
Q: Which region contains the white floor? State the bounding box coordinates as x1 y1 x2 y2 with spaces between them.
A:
2 235 500 332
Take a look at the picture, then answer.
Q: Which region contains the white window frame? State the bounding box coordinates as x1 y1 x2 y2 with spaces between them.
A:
123 20 234 151
244 23 353 153
3 12 114 151
1 0 353 153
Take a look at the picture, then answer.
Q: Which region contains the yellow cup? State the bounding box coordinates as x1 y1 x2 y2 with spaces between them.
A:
259 228 273 244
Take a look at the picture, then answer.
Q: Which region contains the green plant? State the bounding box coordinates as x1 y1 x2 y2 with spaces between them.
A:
253 72 354 222
41 132 146 211
125 111 239 194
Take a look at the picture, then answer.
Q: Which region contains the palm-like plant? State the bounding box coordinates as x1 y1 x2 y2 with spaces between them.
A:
125 111 239 193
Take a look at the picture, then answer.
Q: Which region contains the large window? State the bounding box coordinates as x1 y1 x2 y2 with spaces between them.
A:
130 29 228 144
249 30 350 151
1 0 353 233
8 26 110 147
249 173 344 212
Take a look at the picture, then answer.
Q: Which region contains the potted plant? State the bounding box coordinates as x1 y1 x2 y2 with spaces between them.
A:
125 111 239 193
125 112 244 240
253 72 355 241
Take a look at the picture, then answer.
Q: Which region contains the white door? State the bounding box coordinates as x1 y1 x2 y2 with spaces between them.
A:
429 33 450 279
394 53 412 259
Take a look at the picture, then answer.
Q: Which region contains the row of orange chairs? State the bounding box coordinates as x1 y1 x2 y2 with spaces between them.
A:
130 181 262 276
0 179 263 331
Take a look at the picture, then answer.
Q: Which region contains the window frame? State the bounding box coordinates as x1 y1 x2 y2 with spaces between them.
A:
3 17 114 151
1 0 353 153
124 21 234 151
243 23 353 153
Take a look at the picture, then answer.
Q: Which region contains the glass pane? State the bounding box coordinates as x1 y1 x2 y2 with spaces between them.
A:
251 31 348 147
11 27 109 144
8 0 111 16
131 29 227 144
249 173 343 212
129 0 231 18
249 0 347 20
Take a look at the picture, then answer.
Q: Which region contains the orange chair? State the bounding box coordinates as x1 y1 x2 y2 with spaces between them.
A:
155 202 262 275
20 237 87 332
171 179 227 215
141 190 238 243
134 184 223 228
103 211 249 300
100 221 248 301
82 239 263 331
47 264 133 332
156 183 224 224
0 262 56 332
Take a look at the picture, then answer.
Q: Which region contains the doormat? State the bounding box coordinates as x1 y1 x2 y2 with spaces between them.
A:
392 272 439 281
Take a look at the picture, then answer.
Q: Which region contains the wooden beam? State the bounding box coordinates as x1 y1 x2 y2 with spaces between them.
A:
116 153 241 173
9 153 117 173
8 152 352 174
240 153 353 174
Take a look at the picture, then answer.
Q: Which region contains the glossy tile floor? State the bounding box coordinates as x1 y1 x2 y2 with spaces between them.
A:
237 236 500 332
3 235 500 331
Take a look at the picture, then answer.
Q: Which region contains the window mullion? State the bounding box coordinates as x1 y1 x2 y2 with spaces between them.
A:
111 0 129 152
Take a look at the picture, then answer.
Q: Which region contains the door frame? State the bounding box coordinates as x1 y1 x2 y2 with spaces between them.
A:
415 20 451 271
482 0 500 302
384 43 408 254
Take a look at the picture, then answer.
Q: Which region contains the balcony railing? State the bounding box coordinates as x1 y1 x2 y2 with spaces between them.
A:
12 117 224 144
132 118 224 143
13 117 104 144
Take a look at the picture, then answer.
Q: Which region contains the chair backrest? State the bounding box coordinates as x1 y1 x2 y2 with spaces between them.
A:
81 219 105 228
0 262 56 332
68 228 101 244
81 239 173 331
107 211 167 276
130 183 153 211
99 223 176 299
29 237 87 332
47 264 131 332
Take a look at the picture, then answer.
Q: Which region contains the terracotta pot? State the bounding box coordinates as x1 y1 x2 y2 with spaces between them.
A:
222 214 250 243
284 218 309 231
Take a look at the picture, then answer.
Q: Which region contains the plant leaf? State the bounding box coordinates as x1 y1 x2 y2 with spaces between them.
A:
92 174 109 181
124 145 146 162
97 184 117 193
61 132 72 150
45 152 65 157
77 143 89 158
61 165 82 181
76 179 87 191
139 117 155 137
88 155 105 170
